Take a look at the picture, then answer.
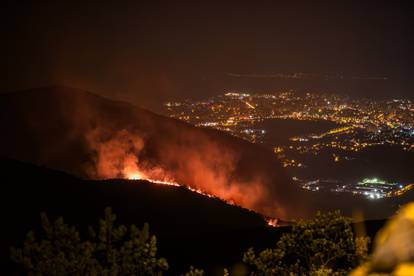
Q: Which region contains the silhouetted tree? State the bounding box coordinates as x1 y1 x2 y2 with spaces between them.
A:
243 211 370 275
181 265 204 276
11 208 168 275
11 209 371 275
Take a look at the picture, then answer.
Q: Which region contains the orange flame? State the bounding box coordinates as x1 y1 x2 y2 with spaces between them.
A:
125 166 217 193
126 171 145 180
266 218 279 227
100 149 281 227
86 128 285 223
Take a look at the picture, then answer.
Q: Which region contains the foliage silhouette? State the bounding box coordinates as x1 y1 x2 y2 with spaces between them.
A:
11 209 370 275
243 211 370 275
11 208 168 276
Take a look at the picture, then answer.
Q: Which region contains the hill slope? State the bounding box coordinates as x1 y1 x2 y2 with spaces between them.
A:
0 86 306 218
0 86 410 220
0 158 285 275
0 159 391 275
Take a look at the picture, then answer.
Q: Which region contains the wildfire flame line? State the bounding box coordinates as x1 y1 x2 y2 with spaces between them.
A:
125 170 278 227
88 129 280 227
126 171 216 198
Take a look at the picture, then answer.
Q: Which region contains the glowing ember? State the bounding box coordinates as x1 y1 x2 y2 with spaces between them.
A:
266 218 279 227
148 179 180 187
125 167 228 199
126 169 180 187
127 172 145 180
187 186 215 198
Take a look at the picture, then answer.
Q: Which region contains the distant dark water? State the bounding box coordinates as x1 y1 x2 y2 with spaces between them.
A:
254 119 339 146
252 119 414 183
292 145 414 183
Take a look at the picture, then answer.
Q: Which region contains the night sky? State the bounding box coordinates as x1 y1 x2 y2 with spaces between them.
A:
2 0 413 109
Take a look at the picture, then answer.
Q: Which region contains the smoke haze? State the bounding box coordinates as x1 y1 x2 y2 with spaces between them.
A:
0 87 304 218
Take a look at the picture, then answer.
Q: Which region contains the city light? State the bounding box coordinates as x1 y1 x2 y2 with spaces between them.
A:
164 91 414 199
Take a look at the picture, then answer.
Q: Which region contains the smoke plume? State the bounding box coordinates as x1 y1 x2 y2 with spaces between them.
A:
85 122 291 218
0 87 306 218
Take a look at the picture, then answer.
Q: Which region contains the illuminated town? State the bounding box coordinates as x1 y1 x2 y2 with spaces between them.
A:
164 91 414 199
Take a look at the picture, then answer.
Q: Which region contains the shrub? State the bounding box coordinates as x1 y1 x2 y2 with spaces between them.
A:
243 211 370 275
11 208 168 276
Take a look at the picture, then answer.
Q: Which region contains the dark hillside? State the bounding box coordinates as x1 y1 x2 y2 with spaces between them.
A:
0 86 305 218
0 158 285 275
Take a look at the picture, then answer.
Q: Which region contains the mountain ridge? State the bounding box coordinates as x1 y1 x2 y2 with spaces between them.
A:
1 86 409 221
0 157 282 275
0 86 305 218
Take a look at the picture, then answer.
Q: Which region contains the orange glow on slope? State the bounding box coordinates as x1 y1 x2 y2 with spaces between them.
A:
266 218 279 227
86 129 285 223
95 156 282 228
125 167 220 194
125 167 279 227
125 170 145 180
116 142 222 196
124 165 180 187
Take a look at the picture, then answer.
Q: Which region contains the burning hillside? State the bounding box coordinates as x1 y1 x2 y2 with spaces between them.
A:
85 126 290 217
0 86 308 219
86 128 267 210
115 151 279 226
